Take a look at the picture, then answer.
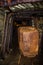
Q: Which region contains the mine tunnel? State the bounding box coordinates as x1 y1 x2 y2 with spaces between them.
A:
0 1 43 65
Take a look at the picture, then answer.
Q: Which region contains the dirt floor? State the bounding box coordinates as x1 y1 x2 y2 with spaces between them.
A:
0 49 39 65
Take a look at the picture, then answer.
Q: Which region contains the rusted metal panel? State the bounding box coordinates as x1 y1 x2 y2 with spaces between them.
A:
18 27 39 57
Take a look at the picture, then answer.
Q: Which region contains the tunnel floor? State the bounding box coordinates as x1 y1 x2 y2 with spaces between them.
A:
0 48 39 65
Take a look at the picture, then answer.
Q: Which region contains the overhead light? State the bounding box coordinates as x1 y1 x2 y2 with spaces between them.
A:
18 4 26 9
9 7 15 10
14 5 21 9
33 4 38 8
22 4 28 8
37 2 43 8
27 3 34 8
